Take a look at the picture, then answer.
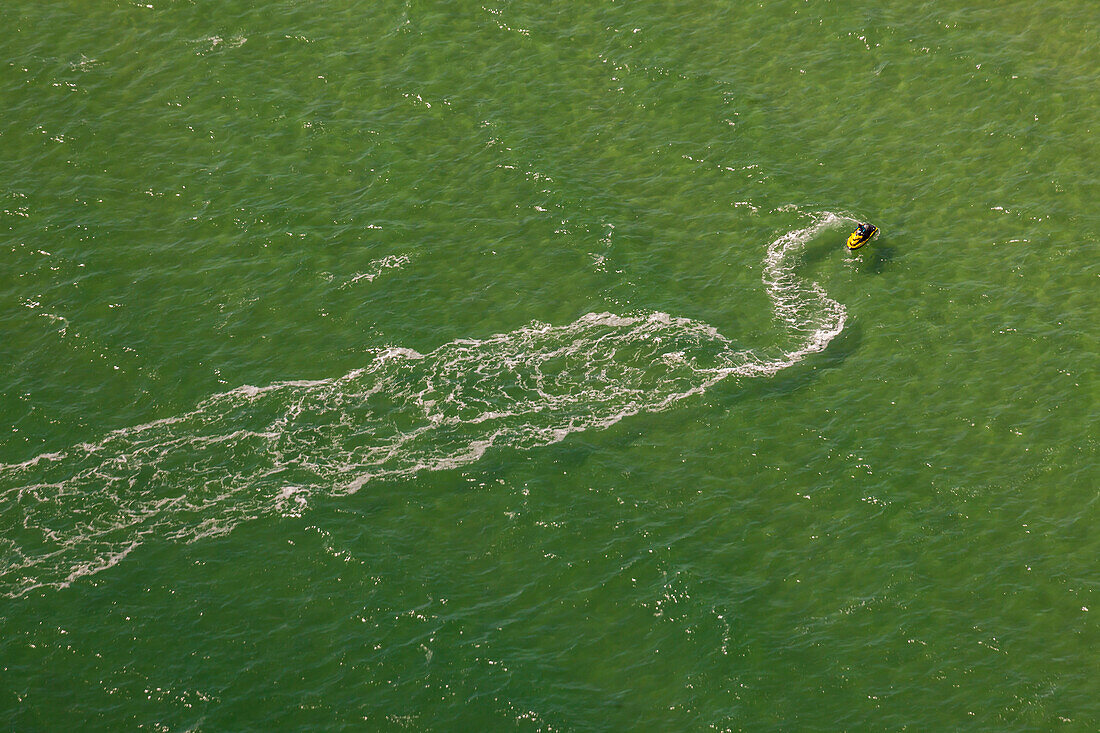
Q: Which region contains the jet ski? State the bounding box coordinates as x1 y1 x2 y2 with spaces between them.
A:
846 222 878 250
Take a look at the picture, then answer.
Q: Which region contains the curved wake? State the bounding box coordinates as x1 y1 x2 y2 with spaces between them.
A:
0 213 849 596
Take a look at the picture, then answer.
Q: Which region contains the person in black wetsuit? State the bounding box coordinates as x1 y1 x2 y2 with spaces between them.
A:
856 222 876 239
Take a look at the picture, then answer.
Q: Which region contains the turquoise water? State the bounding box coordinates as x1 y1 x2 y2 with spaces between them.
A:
2 0 1097 728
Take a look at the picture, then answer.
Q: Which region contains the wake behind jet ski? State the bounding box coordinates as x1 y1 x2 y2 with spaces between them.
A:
846 222 878 250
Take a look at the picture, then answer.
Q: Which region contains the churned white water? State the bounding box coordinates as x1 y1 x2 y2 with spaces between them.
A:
0 213 849 597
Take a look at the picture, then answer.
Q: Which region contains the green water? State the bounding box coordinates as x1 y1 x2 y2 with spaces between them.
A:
2 0 1097 728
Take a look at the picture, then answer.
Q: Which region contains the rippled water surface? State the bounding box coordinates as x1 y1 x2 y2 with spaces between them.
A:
2 0 1097 728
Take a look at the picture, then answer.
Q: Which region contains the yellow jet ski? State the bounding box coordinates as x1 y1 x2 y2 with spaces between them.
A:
846 222 878 250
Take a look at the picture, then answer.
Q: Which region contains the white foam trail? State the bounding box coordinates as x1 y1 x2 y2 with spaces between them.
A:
342 254 411 287
0 213 849 597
